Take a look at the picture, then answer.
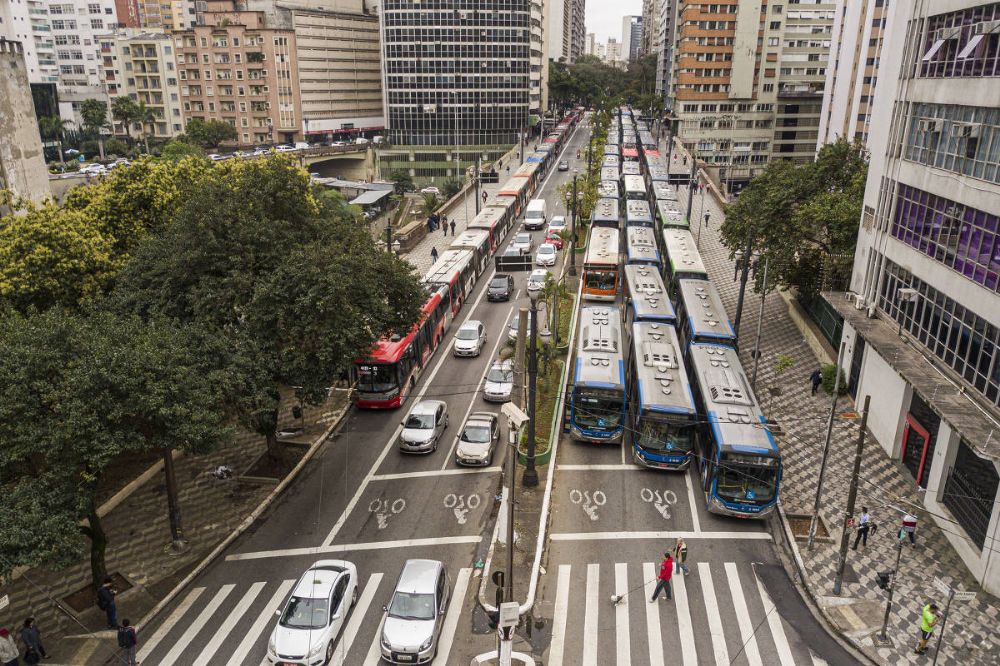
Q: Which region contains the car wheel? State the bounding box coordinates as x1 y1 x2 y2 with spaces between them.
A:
351 586 358 607
325 641 334 664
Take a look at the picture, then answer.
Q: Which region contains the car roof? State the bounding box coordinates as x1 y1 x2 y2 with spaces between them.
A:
411 400 446 415
292 562 349 598
538 243 555 250
530 268 549 276
396 559 443 594
459 320 481 329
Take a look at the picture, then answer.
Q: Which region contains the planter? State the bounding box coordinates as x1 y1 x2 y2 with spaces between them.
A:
786 512 835 544
517 439 552 466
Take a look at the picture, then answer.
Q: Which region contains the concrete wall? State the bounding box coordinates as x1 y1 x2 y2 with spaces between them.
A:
851 325 911 458
0 40 51 206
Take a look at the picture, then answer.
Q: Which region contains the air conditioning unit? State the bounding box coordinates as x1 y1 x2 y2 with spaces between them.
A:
974 19 1000 34
867 304 877 318
951 123 982 138
917 118 943 133
854 295 867 310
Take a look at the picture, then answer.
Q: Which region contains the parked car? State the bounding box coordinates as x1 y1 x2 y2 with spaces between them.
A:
535 243 557 267
330 141 348 147
544 230 565 250
398 400 449 453
483 361 514 404
511 233 533 255
79 164 107 175
453 320 487 357
558 160 570 171
507 313 534 342
454 412 500 466
109 158 131 168
208 153 228 161
252 147 271 157
294 142 310 150
379 560 450 664
526 268 551 292
420 186 441 195
355 137 370 145
487 274 514 302
267 560 358 666
547 215 567 234
275 144 296 153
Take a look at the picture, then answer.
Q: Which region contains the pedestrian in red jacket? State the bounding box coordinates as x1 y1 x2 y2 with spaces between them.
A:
649 553 673 602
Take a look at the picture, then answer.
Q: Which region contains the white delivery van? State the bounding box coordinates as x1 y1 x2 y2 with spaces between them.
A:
524 198 547 230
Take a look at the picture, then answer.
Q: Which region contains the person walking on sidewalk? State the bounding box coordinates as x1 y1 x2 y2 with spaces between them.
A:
449 219 456 236
915 602 940 655
901 513 918 545
852 507 873 550
19 618 46 660
97 577 118 629
117 619 138 666
0 628 19 666
441 214 448 236
649 553 674 602
809 368 822 395
673 537 690 575
430 247 439 264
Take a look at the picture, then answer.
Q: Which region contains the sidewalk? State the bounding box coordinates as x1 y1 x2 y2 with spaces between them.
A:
666 139 1000 664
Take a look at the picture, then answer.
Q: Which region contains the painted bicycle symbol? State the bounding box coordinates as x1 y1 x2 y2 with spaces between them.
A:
444 493 481 525
368 497 406 529
640 488 678 520
569 489 607 521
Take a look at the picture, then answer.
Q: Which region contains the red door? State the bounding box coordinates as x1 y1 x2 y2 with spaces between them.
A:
901 415 932 487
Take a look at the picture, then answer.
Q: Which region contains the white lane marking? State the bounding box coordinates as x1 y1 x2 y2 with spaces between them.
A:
193 582 266 666
755 570 796 666
361 622 383 666
432 567 473 665
228 535 482 561
614 563 630 666
371 467 502 482
685 470 702 533
622 439 627 464
322 270 493 547
331 573 384 666
583 563 599 666
159 584 234 666
642 562 665 666
673 571 698 665
224 579 295 666
698 562 730 666
548 565 571 666
136 586 204 660
725 562 763 666
550 531 772 542
441 305 515 469
811 653 830 666
557 464 636 471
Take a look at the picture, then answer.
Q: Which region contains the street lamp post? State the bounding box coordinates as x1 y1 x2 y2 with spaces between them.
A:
749 253 769 391
386 220 392 254
568 174 578 276
732 231 755 340
523 291 540 487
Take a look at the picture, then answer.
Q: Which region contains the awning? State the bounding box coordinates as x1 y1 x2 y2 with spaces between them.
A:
349 189 392 206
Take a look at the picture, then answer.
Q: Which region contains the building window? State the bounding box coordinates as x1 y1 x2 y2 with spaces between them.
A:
769 21 781 30
942 441 999 550
903 103 1000 185
917 4 1000 78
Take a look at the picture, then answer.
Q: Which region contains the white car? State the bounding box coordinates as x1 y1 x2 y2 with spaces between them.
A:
527 268 551 292
330 141 348 147
252 147 271 157
511 233 533 255
547 215 567 234
482 361 514 403
455 412 500 465
208 153 229 161
535 243 557 267
453 320 487 357
267 560 358 666
420 186 441 195
275 144 296 153
79 164 107 175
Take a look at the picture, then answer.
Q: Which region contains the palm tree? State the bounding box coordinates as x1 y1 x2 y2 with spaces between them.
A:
80 98 110 160
111 96 138 147
133 100 155 154
540 274 570 347
38 116 71 168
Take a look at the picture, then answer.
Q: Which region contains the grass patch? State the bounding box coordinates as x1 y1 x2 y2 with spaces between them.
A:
518 359 564 459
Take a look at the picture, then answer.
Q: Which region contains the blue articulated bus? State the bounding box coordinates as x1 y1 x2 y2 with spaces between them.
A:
568 306 627 444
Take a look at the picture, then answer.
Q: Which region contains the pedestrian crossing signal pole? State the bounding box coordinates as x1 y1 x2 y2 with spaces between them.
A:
877 539 904 644
833 395 870 595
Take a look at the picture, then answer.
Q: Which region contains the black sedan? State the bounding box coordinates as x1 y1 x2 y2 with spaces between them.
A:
488 274 515 301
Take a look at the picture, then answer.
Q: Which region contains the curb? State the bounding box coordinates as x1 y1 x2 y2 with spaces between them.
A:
135 401 352 632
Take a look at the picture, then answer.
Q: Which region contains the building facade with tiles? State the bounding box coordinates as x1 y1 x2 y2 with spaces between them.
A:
830 0 1000 594
100 30 185 138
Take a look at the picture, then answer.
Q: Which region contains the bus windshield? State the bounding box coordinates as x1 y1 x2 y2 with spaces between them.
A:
574 388 624 429
355 363 398 393
636 419 695 453
585 270 617 292
715 458 778 504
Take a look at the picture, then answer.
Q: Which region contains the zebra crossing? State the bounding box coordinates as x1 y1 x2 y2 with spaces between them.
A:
543 561 813 666
137 568 473 666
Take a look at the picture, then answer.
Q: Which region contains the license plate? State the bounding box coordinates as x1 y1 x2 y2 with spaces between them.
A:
396 656 414 663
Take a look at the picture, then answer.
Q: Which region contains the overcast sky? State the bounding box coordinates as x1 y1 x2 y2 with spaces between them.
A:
585 0 643 45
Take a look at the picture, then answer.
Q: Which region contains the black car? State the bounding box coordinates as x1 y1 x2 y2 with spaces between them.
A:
488 274 514 301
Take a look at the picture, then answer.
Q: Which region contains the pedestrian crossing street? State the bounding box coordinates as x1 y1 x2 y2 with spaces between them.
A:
137 567 473 666
544 561 819 666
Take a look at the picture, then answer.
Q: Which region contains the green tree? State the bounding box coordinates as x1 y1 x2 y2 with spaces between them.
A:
38 116 70 167
183 118 239 150
110 96 139 147
133 100 156 154
421 191 439 213
390 169 414 194
161 138 206 160
442 177 462 199
80 99 110 160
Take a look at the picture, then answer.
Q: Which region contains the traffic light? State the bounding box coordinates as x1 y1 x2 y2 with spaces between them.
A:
876 570 894 590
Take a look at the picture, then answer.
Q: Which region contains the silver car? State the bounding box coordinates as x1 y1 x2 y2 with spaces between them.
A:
483 360 514 403
380 559 450 664
506 313 534 342
452 320 486 357
511 232 533 255
455 412 500 466
398 400 449 453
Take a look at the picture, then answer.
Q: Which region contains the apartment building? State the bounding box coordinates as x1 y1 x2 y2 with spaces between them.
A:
585 31 596 56
828 0 1000 594
100 30 184 138
175 0 302 145
0 39 50 205
0 0 59 84
605 36 622 64
531 0 547 118
548 0 586 63
818 0 890 147
248 0 384 141
622 15 643 61
671 0 835 191
378 0 534 182
653 0 678 110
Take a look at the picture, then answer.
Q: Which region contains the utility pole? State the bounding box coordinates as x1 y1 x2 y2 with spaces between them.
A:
732 231 754 339
569 174 578 276
750 255 769 391
685 149 697 222
474 163 481 215
507 309 528 603
385 221 392 254
833 395 870 595
523 293 540 487
163 449 185 548
878 540 905 644
808 341 847 550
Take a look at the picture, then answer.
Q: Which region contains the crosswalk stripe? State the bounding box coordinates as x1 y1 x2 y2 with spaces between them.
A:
698 562 730 666
361 625 382 666
331 573 384 666
194 582 266 666
137 586 205 660
583 563 599 666
614 563 630 666
433 567 473 665
159 583 235 666
755 571 796 666
548 565 572 666
642 562 664 666
224 578 295 666
673 571 698 665
725 562 763 666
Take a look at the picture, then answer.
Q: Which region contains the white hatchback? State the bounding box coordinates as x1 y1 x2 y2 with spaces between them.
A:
535 243 557 267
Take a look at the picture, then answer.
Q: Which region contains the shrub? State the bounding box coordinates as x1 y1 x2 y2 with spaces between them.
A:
821 363 848 395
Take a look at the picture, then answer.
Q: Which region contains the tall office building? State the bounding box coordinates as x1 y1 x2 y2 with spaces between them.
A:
818 0 891 147
378 0 535 182
672 0 835 192
549 0 585 63
827 0 1000 595
641 0 657 55
585 32 596 56
621 15 643 62
0 39 51 206
651 0 678 111
0 1 59 84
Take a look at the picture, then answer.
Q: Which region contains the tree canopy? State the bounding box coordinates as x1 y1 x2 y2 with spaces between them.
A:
548 54 663 113
182 118 239 149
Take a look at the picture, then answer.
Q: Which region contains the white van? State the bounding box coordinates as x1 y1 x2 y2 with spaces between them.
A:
524 198 547 230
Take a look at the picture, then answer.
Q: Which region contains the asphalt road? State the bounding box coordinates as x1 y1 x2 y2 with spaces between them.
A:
134 121 592 666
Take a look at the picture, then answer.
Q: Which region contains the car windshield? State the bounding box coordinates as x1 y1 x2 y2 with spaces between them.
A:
585 269 617 292
539 246 554 254
516 234 530 244
456 327 480 340
404 413 435 429
716 460 779 504
486 365 512 383
463 424 492 443
574 388 624 429
355 363 398 393
490 278 508 288
279 596 329 630
387 591 436 621
509 316 532 333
